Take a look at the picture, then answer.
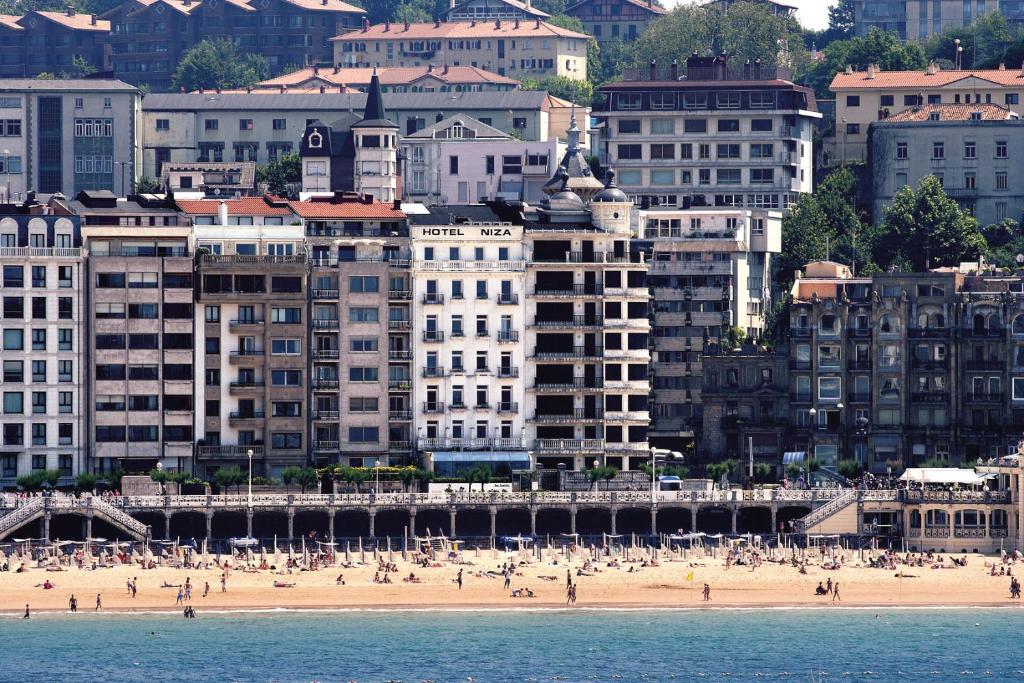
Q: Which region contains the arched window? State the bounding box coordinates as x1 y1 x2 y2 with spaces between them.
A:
992 509 1008 529
909 509 922 529
925 509 948 527
917 312 928 329
973 313 986 334
879 314 899 334
931 313 945 328
1012 314 1024 335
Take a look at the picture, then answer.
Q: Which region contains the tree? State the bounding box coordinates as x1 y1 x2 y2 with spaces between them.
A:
753 462 774 483
837 459 863 479
392 2 431 23
281 465 301 491
171 39 269 93
134 176 160 194
397 467 417 493
75 473 98 493
983 219 1024 269
804 28 927 98
827 0 855 39
877 175 987 271
520 75 594 106
600 466 619 486
585 466 604 491
295 467 319 494
214 466 245 494
256 153 301 195
925 12 1016 69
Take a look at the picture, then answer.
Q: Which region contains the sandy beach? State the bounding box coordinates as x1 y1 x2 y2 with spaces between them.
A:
2 546 1021 613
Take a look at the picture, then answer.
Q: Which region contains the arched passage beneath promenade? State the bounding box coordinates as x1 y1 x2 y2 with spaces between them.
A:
616 507 652 535
777 506 811 532
169 512 207 540
293 511 330 538
335 510 370 538
210 511 246 539
737 507 772 534
133 512 165 538
50 513 85 541
535 508 571 535
456 508 491 537
657 507 692 535
575 507 611 535
373 509 409 537
414 508 449 537
495 508 531 536
251 511 288 538
696 507 733 534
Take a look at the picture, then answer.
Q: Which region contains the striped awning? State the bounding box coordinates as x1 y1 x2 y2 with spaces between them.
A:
782 451 807 464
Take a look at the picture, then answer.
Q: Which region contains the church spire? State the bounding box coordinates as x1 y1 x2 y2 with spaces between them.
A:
354 68 398 129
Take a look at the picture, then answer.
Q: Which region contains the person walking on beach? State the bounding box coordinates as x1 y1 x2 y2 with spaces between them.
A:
457 568 463 591
220 573 227 592
184 578 192 601
826 578 833 596
95 594 102 611
23 604 29 619
126 578 132 596
566 569 572 589
504 569 512 590
702 583 711 601
176 587 184 605
832 582 841 602
131 578 138 598
69 595 77 613
203 581 210 598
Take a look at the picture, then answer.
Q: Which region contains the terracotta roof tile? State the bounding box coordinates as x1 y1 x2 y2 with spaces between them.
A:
0 14 24 29
289 198 406 219
259 65 518 88
881 103 1017 122
33 10 110 30
177 197 294 216
831 67 1024 91
281 0 364 13
333 19 589 41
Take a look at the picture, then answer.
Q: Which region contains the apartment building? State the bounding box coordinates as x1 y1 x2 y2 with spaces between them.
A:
0 203 86 486
255 64 520 93
140 90 564 177
190 200 308 478
525 172 651 472
636 207 782 451
441 0 549 22
401 114 561 204
0 9 110 79
333 19 590 81
596 54 818 211
829 63 1024 165
707 0 796 16
293 193 412 467
868 103 1024 227
853 1 1024 40
0 78 141 198
411 215 529 475
565 0 666 46
105 0 365 90
73 191 194 474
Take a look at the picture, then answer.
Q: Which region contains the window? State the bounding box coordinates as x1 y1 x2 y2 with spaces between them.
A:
449 156 459 174
650 119 674 134
617 144 642 160
272 401 302 417
349 307 379 322
964 140 976 159
272 118 286 130
271 433 302 449
348 427 379 443
348 397 378 413
650 143 675 160
239 118 254 130
932 141 944 159
717 119 739 132
271 370 302 386
617 119 641 133
3 329 23 350
271 338 301 355
683 119 707 134
818 377 841 401
155 119 169 131
350 337 378 352
349 276 379 293
349 367 379 382
896 141 908 160
997 172 1009 190
1007 93 1020 106
271 307 302 324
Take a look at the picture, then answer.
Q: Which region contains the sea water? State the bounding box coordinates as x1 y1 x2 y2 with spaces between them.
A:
4 608 1024 681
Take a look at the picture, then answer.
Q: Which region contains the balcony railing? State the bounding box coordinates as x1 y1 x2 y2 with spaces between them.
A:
532 284 604 297
964 360 1004 371
0 246 83 258
911 391 950 403
418 260 526 272
388 379 412 390
388 350 412 361
312 349 340 360
388 319 411 330
388 289 412 300
533 315 604 328
531 409 603 422
534 438 605 452
228 411 265 420
311 378 340 389
314 440 340 452
312 289 339 299
417 437 528 450
422 402 446 413
497 402 519 413
422 293 445 304
533 346 603 360
312 319 340 330
197 445 262 460
422 367 447 378
389 410 412 421
228 319 264 328
497 331 519 343
966 392 1004 402
497 294 519 305
497 367 520 378
422 330 445 342
312 409 340 420
534 377 604 390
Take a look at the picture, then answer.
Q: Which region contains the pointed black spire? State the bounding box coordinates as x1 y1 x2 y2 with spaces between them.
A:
353 69 398 129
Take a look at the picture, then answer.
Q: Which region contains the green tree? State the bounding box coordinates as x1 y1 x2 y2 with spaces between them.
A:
75 472 98 493
134 176 160 194
16 472 44 491
281 465 301 491
256 153 302 195
803 27 927 98
520 75 594 106
392 2 431 23
877 175 987 271
214 466 246 494
171 39 269 93
295 467 319 494
827 0 855 39
397 467 417 493
837 459 863 479
983 219 1024 269
926 12 1016 69
591 38 634 87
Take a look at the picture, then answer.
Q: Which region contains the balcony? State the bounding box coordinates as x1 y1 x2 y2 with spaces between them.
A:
417 437 528 451
418 259 526 272
476 329 490 338
423 330 445 342
962 327 1004 338
496 294 519 305
312 378 340 390
202 254 305 265
422 402 446 413
534 438 605 452
532 284 604 297
848 360 872 371
848 392 871 403
531 410 603 422
533 346 603 361
388 289 412 300
388 350 412 361
0 246 83 258
966 392 1004 402
228 350 264 363
907 327 949 339
497 366 520 378
497 330 519 343
314 440 340 452
312 349 340 360
848 327 872 338
228 319 265 330
497 402 519 414
911 391 950 403
422 293 445 305
312 318 340 330
389 410 412 421
422 367 447 378
388 319 411 330
533 377 604 391
532 315 604 329
312 409 340 420
388 379 412 390
228 411 265 423
312 289 339 300
389 440 413 451
964 359 1004 371
228 381 264 394
197 445 262 460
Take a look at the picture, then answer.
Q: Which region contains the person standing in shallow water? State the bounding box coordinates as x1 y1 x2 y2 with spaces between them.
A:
23 604 29 619
95 594 102 611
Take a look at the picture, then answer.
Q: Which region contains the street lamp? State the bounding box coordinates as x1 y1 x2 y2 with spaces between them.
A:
246 448 254 512
840 118 847 166
375 459 381 494
807 408 818 487
955 38 962 70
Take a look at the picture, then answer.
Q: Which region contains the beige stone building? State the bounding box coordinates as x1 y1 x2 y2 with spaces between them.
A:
333 19 590 81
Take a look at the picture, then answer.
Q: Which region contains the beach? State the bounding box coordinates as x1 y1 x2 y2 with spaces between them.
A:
2 547 1021 613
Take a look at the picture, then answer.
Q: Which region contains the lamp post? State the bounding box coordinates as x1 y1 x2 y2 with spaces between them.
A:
840 118 847 166
375 459 381 495
807 408 817 487
955 38 962 70
246 448 254 513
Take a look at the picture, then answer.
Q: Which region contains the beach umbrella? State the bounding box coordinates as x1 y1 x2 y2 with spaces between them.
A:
345 541 351 564
388 537 394 564
359 537 365 565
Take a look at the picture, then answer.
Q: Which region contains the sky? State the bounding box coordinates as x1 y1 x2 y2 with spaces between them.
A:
668 0 834 30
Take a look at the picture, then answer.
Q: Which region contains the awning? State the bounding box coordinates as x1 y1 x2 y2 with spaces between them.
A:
899 468 995 485
430 451 531 465
783 451 807 464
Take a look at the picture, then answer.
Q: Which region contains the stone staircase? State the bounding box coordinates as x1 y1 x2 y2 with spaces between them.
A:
0 497 148 541
0 498 45 539
796 490 857 534
88 498 149 539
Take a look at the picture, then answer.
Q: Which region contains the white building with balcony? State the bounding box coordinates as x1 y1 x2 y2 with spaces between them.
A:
411 218 529 476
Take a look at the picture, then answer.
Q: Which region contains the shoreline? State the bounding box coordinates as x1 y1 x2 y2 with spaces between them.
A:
3 602 1024 616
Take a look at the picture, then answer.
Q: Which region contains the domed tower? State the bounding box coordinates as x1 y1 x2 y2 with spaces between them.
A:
589 171 632 235
353 70 400 203
541 106 604 203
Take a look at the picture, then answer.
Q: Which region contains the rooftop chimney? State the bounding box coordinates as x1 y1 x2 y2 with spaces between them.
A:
179 86 185 93
534 18 540 28
495 18 501 29
66 6 76 16
313 65 319 75
649 59 656 81
670 59 678 80
362 17 369 31
218 201 228 226
393 198 401 210
514 18 519 28
999 62 1006 71
215 86 221 94
743 59 751 79
334 64 340 74
280 84 287 93
384 20 390 31
321 0 327 4
925 61 936 75
319 85 326 93
470 19 475 26
403 19 409 30
443 63 449 74
844 64 853 75
90 14 97 25
428 63 434 73
198 87 204 94
754 58 761 79
434 18 440 27
866 63 876 79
